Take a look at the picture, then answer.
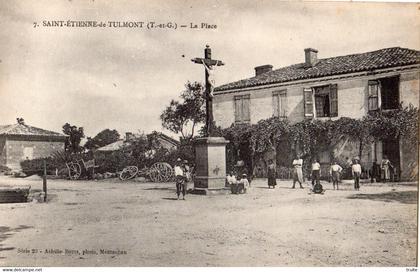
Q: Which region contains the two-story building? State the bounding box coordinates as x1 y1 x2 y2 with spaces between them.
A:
213 47 419 181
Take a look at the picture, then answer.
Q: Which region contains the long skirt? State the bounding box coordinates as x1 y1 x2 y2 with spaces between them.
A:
383 165 391 180
293 168 303 183
268 176 277 187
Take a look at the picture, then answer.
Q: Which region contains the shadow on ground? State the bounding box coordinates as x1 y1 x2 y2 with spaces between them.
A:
144 187 175 191
347 190 418 204
162 197 179 201
0 225 33 252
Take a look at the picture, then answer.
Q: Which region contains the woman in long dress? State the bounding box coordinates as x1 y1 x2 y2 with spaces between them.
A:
292 156 304 189
267 159 277 189
381 156 393 182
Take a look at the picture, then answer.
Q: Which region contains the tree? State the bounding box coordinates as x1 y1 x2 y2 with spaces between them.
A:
160 82 206 140
84 129 120 150
62 123 85 153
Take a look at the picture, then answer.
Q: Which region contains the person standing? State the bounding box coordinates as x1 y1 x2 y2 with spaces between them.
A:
352 159 362 191
174 158 186 200
311 159 321 187
371 160 380 183
292 156 304 189
267 159 277 189
330 161 343 190
183 160 192 191
381 156 393 182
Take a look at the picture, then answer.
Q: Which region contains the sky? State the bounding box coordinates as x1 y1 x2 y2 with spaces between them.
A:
0 0 419 140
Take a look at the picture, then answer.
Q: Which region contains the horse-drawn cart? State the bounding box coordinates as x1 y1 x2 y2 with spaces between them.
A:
119 162 174 182
66 159 99 180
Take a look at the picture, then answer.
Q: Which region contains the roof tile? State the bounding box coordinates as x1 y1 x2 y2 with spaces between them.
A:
215 47 420 92
0 123 66 138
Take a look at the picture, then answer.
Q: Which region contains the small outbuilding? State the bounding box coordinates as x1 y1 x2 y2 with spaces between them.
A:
96 131 179 152
0 119 67 171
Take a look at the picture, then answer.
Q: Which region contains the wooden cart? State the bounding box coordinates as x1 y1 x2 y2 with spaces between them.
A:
66 159 99 180
119 162 174 182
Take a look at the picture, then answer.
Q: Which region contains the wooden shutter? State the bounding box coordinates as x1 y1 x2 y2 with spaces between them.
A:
234 97 242 122
279 91 287 117
272 93 279 117
368 80 379 111
242 95 250 122
303 88 314 118
329 84 338 117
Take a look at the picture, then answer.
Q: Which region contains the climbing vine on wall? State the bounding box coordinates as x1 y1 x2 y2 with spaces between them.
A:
216 105 418 173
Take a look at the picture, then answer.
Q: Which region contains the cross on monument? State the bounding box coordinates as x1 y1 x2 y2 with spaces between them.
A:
191 45 224 137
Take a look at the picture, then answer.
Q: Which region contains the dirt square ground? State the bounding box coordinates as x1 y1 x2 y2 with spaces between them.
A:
0 175 417 267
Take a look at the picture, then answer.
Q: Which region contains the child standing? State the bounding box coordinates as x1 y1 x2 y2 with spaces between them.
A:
238 174 250 194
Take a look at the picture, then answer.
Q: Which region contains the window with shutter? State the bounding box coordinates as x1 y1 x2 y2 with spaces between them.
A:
234 95 251 123
279 91 287 117
303 88 314 118
329 84 338 117
234 97 242 122
312 84 338 118
272 93 279 117
242 96 250 121
368 80 379 111
273 90 287 118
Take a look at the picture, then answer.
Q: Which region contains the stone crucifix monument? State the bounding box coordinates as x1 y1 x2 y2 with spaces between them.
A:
191 45 229 194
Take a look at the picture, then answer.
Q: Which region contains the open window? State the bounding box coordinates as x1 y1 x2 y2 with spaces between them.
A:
304 84 338 118
368 76 399 111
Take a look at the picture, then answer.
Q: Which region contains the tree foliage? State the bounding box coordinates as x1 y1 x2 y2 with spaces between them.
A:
62 123 85 153
160 82 206 141
84 129 120 150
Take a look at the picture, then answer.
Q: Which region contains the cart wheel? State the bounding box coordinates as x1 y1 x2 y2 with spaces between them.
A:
149 162 174 182
119 166 139 181
68 162 81 180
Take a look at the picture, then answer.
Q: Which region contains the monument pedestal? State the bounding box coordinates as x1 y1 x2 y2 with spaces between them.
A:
192 137 229 195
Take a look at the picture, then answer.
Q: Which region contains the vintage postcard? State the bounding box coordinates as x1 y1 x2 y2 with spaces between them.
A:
0 0 418 270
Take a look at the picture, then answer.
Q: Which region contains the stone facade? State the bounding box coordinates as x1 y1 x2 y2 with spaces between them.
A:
214 64 419 181
0 135 65 171
214 69 419 126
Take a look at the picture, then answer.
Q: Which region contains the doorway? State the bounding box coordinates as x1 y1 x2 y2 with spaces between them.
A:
382 138 400 179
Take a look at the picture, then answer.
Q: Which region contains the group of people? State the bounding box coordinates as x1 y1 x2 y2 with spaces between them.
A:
308 159 351 190
175 154 395 198
294 156 362 191
226 172 251 194
370 156 395 182
288 155 394 191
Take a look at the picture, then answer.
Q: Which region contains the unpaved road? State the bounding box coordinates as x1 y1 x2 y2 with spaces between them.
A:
0 175 417 267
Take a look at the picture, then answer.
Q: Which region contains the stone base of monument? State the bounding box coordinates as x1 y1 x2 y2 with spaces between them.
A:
191 137 229 195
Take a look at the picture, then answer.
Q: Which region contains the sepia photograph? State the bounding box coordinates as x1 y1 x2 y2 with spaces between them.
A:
0 0 419 270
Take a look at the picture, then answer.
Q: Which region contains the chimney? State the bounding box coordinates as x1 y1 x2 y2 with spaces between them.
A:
254 64 273 76
125 132 133 142
304 48 318 67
